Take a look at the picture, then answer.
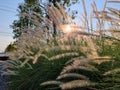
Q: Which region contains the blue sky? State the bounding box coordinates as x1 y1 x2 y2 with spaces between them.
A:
0 0 119 52
0 0 24 52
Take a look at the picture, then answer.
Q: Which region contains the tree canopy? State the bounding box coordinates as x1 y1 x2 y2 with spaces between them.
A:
11 0 79 39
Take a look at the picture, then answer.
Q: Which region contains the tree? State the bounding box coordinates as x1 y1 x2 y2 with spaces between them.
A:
49 0 79 6
11 0 42 38
12 0 79 39
5 42 16 52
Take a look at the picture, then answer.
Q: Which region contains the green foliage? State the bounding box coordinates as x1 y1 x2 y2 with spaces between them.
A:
5 43 16 52
6 38 120 90
40 59 120 90
8 50 82 90
49 0 79 6
12 0 79 39
100 39 120 60
8 0 120 89
11 0 42 38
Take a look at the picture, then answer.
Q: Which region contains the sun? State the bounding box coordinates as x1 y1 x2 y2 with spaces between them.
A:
61 24 73 34
64 25 72 33
60 24 83 34
118 22 120 25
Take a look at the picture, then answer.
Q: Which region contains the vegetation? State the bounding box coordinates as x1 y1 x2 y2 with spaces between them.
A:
3 0 120 90
11 0 79 38
11 0 42 38
5 42 16 52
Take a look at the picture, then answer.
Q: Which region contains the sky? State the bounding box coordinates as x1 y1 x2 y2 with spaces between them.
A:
0 0 24 52
0 0 119 52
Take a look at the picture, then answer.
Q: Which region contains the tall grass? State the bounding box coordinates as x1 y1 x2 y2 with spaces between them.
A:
3 0 120 90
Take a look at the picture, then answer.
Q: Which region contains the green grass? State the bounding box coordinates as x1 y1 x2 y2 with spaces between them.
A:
9 50 84 90
8 38 120 90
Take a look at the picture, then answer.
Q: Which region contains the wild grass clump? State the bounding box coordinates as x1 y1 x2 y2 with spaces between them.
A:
3 0 120 90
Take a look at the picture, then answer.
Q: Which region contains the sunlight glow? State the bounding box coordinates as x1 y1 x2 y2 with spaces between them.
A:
118 22 120 25
61 24 72 33
61 24 84 34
